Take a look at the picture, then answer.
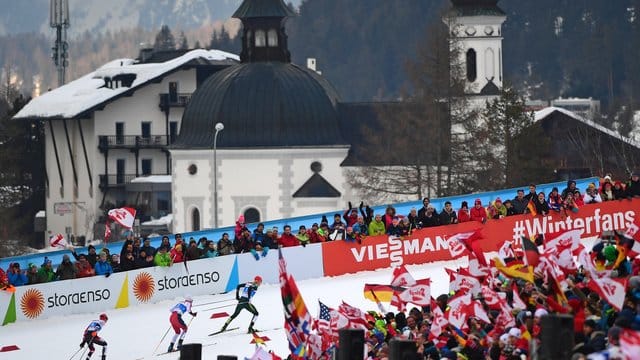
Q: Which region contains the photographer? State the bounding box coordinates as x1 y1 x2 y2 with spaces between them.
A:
8 263 27 286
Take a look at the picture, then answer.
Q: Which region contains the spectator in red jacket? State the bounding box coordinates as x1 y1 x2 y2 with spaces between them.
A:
470 199 487 223
278 225 300 248
75 254 95 278
170 243 185 263
343 202 359 227
457 201 471 223
308 223 324 243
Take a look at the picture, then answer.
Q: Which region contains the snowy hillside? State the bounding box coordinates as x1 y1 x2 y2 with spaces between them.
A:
0 261 462 360
0 0 302 36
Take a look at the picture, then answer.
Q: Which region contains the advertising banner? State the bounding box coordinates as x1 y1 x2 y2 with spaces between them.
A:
321 198 640 276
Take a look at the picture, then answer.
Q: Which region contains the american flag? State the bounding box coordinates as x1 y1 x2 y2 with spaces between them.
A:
317 300 332 334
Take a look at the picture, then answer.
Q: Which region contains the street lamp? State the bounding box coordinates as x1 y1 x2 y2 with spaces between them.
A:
213 122 224 228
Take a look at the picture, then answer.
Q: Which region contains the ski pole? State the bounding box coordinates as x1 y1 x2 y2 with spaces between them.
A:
67 346 84 360
152 325 172 355
192 297 235 308
200 303 235 312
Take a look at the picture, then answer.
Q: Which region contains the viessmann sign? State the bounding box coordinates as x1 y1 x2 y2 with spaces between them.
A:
321 198 640 276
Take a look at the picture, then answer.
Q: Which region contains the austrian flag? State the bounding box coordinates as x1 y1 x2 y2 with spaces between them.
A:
108 207 136 229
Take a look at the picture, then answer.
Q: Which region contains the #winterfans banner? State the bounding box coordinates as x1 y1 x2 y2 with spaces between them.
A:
321 199 640 276
108 207 136 229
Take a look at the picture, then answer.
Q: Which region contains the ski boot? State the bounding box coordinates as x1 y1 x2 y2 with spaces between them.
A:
177 339 184 351
167 343 174 353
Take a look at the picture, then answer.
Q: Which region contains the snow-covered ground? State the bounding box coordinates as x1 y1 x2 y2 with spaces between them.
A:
0 259 466 360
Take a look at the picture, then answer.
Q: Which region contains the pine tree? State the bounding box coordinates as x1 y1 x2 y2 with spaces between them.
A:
178 31 189 50
153 25 176 51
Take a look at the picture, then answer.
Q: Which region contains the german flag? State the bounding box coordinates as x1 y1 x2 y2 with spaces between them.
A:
363 284 394 302
493 257 534 283
527 199 537 216
521 236 540 267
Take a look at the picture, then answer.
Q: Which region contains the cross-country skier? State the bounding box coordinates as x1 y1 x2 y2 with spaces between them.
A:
220 275 262 333
167 295 197 352
79 313 108 360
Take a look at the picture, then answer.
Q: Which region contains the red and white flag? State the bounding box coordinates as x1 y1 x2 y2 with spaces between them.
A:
467 254 490 278
511 283 527 310
429 300 449 340
104 221 112 242
545 229 583 251
446 229 485 265
108 207 136 229
620 328 640 360
395 278 431 306
447 268 481 296
391 265 416 287
468 300 491 324
446 293 471 329
49 233 67 248
588 276 628 311
338 301 369 330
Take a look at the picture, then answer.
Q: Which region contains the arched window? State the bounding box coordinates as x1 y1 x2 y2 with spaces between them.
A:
243 207 260 224
191 208 200 231
267 29 278 47
255 30 266 47
485 48 495 79
466 48 477 82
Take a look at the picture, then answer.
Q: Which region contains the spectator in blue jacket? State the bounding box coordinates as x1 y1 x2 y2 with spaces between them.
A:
94 252 113 277
8 263 27 286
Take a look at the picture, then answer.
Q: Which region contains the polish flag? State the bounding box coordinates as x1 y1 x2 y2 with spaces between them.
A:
108 207 136 229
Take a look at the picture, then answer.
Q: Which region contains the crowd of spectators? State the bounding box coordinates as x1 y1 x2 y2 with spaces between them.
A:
2 173 639 289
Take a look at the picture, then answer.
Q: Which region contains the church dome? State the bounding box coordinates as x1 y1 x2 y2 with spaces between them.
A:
173 61 346 149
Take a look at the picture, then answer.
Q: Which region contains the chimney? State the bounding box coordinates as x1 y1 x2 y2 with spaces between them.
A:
139 45 154 63
307 58 321 75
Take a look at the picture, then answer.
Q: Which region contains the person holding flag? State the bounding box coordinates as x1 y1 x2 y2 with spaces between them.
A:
219 275 262 334
79 313 108 360
167 295 197 352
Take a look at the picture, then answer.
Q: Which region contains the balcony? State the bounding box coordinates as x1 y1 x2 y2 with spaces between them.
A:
99 173 169 190
98 135 173 152
159 93 192 110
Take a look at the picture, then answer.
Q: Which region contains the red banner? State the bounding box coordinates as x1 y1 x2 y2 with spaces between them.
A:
321 198 640 276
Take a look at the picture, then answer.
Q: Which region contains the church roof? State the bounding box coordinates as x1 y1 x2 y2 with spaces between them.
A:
480 80 501 95
232 0 296 19
292 173 341 198
173 62 347 149
450 0 505 17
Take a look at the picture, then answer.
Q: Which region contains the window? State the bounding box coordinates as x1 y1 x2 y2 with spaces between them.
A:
115 122 125 144
157 191 170 213
169 121 178 144
255 30 266 47
267 29 278 47
191 208 200 231
246 30 253 47
466 48 477 82
141 159 152 176
485 48 495 79
169 82 178 103
141 122 151 140
116 159 125 184
244 207 260 223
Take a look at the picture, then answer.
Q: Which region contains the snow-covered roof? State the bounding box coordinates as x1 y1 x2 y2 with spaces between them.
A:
129 175 171 184
534 106 640 149
141 213 173 226
14 49 239 120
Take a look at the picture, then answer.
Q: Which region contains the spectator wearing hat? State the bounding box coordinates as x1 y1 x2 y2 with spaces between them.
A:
613 181 626 199
233 227 255 253
37 257 56 283
158 235 171 252
601 181 615 201
26 263 40 284
72 244 99 268
295 225 310 247
503 199 517 216
386 216 403 236
56 254 77 280
470 199 488 223
203 241 219 258
141 237 156 257
343 202 359 227
439 201 458 225
487 198 507 219
573 189 585 207
368 214 386 236
330 213 346 233
154 247 172 267
317 222 330 241
234 215 246 240
8 263 27 286
458 201 471 223
548 187 563 212
185 239 201 260
308 223 323 243
626 172 640 197
352 216 369 236
217 233 234 256
278 225 299 248
584 183 602 204
420 204 440 228
512 189 529 214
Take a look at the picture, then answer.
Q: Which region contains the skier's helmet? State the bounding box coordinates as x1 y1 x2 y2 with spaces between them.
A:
99 313 108 321
254 275 263 284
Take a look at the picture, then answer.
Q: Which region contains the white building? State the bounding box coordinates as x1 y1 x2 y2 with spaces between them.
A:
14 49 238 241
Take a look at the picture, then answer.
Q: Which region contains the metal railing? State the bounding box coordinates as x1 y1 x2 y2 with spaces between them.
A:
98 135 171 149
159 93 192 108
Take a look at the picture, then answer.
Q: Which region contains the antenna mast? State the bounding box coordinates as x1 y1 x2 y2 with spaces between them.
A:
50 0 70 87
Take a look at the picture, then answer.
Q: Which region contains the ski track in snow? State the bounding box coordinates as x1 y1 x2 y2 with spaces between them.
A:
0 260 466 360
